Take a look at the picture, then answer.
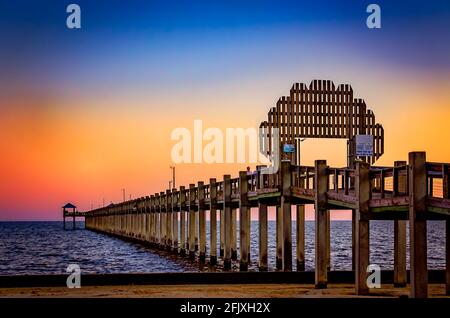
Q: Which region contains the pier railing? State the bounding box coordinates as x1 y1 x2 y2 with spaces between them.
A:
84 151 450 298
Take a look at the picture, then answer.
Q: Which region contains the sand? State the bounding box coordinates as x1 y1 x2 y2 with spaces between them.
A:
0 284 449 298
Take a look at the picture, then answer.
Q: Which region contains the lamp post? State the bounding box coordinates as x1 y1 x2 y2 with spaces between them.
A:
170 166 176 188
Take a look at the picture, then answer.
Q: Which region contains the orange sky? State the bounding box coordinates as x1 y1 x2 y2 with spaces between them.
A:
1 71 449 220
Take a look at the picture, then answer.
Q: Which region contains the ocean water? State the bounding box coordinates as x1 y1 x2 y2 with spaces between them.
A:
0 221 446 275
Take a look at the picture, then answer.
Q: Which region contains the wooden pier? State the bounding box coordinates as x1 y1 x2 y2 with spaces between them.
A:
81 80 450 298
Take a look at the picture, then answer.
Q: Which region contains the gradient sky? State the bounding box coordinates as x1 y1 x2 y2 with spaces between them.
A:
0 0 449 220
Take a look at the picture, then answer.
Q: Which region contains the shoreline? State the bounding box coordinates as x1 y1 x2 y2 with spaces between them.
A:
0 271 449 298
1 283 449 298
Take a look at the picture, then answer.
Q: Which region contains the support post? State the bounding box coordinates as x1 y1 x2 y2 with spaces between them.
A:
231 208 237 260
220 209 225 257
179 186 186 256
355 162 370 295
210 178 217 265
296 205 305 271
394 161 407 287
223 175 232 270
408 151 428 298
239 171 250 271
281 160 292 271
315 160 328 288
172 189 178 253
276 205 282 270
188 184 196 260
259 202 268 271
198 181 206 262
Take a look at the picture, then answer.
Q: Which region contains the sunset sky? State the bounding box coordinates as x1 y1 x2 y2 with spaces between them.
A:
0 0 449 220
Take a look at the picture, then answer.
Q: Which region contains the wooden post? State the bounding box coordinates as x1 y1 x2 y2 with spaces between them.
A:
188 184 196 260
315 160 328 288
351 208 356 271
355 162 370 295
326 210 331 271
231 208 237 260
281 160 292 271
172 189 178 252
210 178 218 265
179 186 186 256
63 208 66 230
444 164 450 295
198 181 206 262
296 205 305 271
394 160 407 287
223 175 232 270
160 192 165 247
276 205 282 270
259 202 268 271
220 209 225 257
239 171 250 271
408 151 428 298
166 190 172 249
447 217 450 295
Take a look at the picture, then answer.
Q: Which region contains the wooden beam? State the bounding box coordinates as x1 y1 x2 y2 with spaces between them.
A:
408 151 428 298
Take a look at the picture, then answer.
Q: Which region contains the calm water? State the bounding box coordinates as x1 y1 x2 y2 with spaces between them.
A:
0 221 446 275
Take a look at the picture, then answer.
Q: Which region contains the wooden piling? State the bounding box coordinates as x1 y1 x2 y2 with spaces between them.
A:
355 162 370 295
209 178 218 265
296 205 305 271
408 151 428 298
179 186 186 256
231 208 237 260
166 190 172 250
220 209 225 257
198 181 206 262
223 175 232 270
239 171 250 271
315 160 328 288
393 161 407 287
188 184 196 260
276 205 282 270
172 189 178 252
447 217 450 295
281 160 292 271
258 202 268 271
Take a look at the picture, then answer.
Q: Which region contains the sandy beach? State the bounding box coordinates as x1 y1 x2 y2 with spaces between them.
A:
1 284 449 298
